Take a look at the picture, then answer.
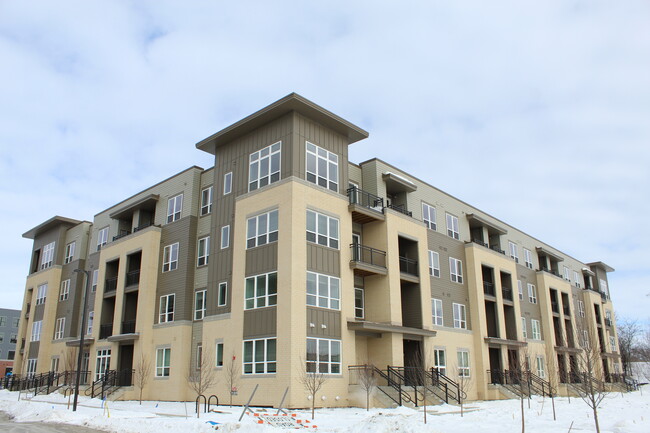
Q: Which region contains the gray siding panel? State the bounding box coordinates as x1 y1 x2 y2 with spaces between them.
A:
306 244 341 276
245 243 278 276
306 307 341 338
243 307 277 338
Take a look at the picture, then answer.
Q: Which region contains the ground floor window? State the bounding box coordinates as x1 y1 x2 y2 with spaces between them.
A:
50 357 60 373
457 349 470 377
156 347 171 377
95 349 111 381
306 338 341 374
536 355 545 378
243 338 276 374
434 348 446 376
27 358 37 377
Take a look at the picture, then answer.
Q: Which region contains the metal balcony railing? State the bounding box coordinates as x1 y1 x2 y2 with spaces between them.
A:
133 221 153 232
125 270 140 287
502 287 513 301
121 320 136 334
350 244 387 268
386 202 412 217
399 256 418 276
347 187 384 212
483 281 495 296
105 277 117 293
99 323 113 339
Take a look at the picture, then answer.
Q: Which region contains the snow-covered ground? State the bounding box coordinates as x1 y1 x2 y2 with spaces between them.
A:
1 388 649 433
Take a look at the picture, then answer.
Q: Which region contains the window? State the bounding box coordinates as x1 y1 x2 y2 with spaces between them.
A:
156 347 171 377
249 142 281 191
218 282 227 307
524 248 533 269
243 337 276 374
450 257 463 284
196 344 203 369
0 333 3 343
246 210 279 248
92 269 99 292
527 283 537 304
446 213 459 239
36 283 47 305
536 355 545 378
216 343 224 367
8 350 15 360
531 319 541 340
563 266 571 281
13 317 19 327
167 194 183 223
245 272 277 309
600 279 609 298
453 303 467 329
432 298 443 326
610 336 616 352
582 330 590 348
27 359 37 377
573 271 581 288
354 288 364 319
517 280 523 300
306 210 339 249
223 172 232 195
159 294 175 323
162 243 179 272
59 279 70 301
578 300 585 317
54 318 65 340
306 272 340 310
97 227 109 251
194 290 206 320
306 337 341 374
521 317 527 339
509 241 519 263
457 350 470 377
41 242 55 269
200 187 213 216
10 334 17 344
428 251 440 277
434 349 446 376
197 236 210 266
87 311 94 335
64 242 76 264
422 203 437 230
0 317 4 327
306 142 338 192
31 320 42 342
221 225 230 249
95 349 111 381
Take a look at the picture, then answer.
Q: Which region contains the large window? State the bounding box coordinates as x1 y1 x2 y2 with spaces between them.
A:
524 248 533 269
221 225 230 249
354 288 364 319
573 271 581 288
422 203 437 230
521 317 527 339
159 294 175 323
96 349 111 381
97 228 109 251
27 359 38 377
163 243 179 272
59 279 70 301
41 242 55 269
92 269 99 292
457 350 470 377
536 355 545 378
223 172 232 195
194 290 206 320
156 347 171 377
54 317 65 340
306 337 341 374
245 272 277 309
453 303 467 329
306 142 338 192
428 251 440 277
509 241 519 263
449 257 463 283
306 272 340 310
531 319 541 340
64 241 76 264
527 283 537 304
243 338 276 374
197 236 210 267
306 210 339 249
36 283 47 305
218 282 228 307
200 187 212 216
446 213 459 240
31 320 42 342
247 210 279 248
517 280 523 300
167 194 183 223
249 142 281 191
432 298 443 326
434 348 446 376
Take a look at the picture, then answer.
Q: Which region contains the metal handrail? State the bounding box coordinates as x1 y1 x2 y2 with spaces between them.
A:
105 277 118 293
386 202 412 217
483 281 495 296
501 287 513 300
350 244 387 268
399 256 418 276
99 323 113 339
126 270 140 287
347 187 385 212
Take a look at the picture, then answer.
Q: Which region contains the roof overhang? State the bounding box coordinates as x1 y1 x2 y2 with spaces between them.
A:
347 320 436 337
382 172 417 194
109 194 159 220
196 93 369 154
484 337 527 347
23 216 82 239
587 261 615 273
466 213 507 235
536 246 564 262
66 337 95 347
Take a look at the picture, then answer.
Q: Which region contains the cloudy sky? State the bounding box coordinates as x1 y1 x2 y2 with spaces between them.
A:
1 1 648 322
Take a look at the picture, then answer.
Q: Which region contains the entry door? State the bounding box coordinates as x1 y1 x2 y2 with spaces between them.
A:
352 233 361 261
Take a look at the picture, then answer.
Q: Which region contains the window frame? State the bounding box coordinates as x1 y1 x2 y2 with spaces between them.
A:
216 342 224 367
517 280 523 300
200 186 213 216
453 303 467 329
194 290 206 320
218 282 228 307
354 287 364 319
223 172 232 195
36 283 47 305
521 316 527 339
305 141 339 192
159 294 175 323
428 250 440 277
527 283 537 304
432 298 443 326
246 210 279 249
536 355 545 378
54 317 65 340
221 225 230 249
156 347 171 377
422 203 437 230
248 142 281 192
245 272 277 310
95 349 111 381
434 348 446 376
59 279 70 302
243 337 277 374
197 236 210 267
31 320 42 342
162 243 179 272
64 241 76 264
578 300 585 317
524 248 533 269
446 213 459 240
457 349 470 377
509 241 519 263
41 241 55 269
306 210 339 249
531 319 541 340
306 272 340 310
97 227 109 251
306 337 341 374
167 194 183 223
87 311 94 335
449 257 463 284
92 269 99 292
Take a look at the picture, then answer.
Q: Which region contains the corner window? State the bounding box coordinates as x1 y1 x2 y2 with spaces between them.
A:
97 227 109 251
59 279 70 301
221 226 230 249
243 338 276 374
163 243 179 272
453 303 467 329
246 210 279 248
509 242 519 263
422 203 436 230
457 350 470 377
449 257 463 284
446 213 459 240
354 288 364 319
167 194 183 223
306 337 341 374
223 172 232 195
64 241 76 264
200 187 213 216
156 347 171 377
41 242 55 269
249 142 281 191
306 210 339 249
428 251 440 277
197 236 210 267
306 142 338 192
159 294 175 323
527 283 537 304
306 272 340 310
218 282 227 307
194 290 206 320
563 266 571 281
432 298 443 326
245 272 277 309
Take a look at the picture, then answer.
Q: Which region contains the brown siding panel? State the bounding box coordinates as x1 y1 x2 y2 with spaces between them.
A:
243 307 277 338
306 307 341 338
306 244 340 276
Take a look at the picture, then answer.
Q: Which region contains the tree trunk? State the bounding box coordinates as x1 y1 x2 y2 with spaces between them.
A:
593 406 601 433
366 392 369 411
311 397 315 420
520 395 525 433
551 395 556 421
139 389 143 405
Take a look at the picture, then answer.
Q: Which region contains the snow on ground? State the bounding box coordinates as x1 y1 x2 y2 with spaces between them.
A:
1 388 650 433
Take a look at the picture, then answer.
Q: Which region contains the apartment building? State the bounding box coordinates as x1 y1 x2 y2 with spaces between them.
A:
14 93 621 406
0 308 21 376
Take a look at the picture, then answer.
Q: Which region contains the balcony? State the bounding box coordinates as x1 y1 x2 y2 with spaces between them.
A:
540 267 561 278
483 281 495 297
121 320 136 334
501 287 513 301
604 318 612 327
349 244 388 276
105 277 118 294
551 301 559 314
99 323 113 340
347 187 385 223
125 270 140 287
399 256 419 283
563 305 571 316
386 202 412 217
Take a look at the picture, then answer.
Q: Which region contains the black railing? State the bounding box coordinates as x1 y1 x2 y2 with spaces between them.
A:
87 369 134 399
563 305 571 316
489 245 506 255
133 221 154 232
113 230 131 241
427 367 464 404
1 370 91 394
348 365 413 406
121 320 136 334
541 267 561 277
604 318 612 327
347 187 384 212
386 202 412 217
399 256 418 276
126 270 140 287
502 287 513 301
472 239 489 248
350 244 387 268
105 277 118 293
483 281 495 296
551 301 559 313
99 323 113 339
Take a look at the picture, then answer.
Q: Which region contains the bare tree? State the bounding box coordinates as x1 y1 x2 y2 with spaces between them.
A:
133 353 152 405
451 358 473 418
224 352 240 407
299 357 328 420
187 346 218 418
63 347 78 372
411 349 431 424
616 317 641 377
356 364 377 411
543 344 558 421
